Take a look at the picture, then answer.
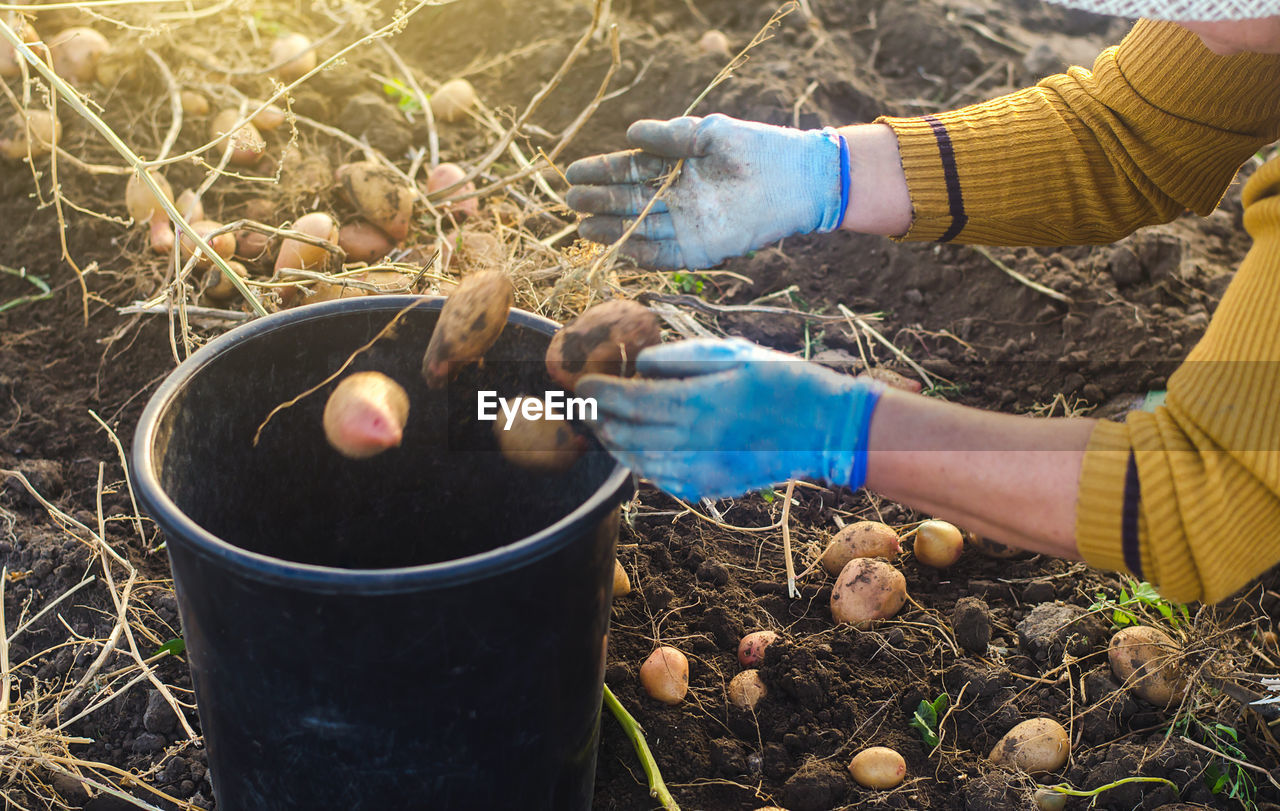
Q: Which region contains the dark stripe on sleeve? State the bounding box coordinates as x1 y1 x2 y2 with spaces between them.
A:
1122 451 1144 579
922 115 968 243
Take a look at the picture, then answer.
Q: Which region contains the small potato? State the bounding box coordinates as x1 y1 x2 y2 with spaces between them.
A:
203 259 248 303
639 646 689 705
421 270 513 388
697 29 731 59
847 746 906 790
210 109 265 167
1033 788 1068 811
1108 625 1186 708
250 101 287 132
175 188 205 223
270 32 316 82
0 109 61 160
275 211 339 272
830 558 907 628
493 410 587 472
0 19 41 80
612 559 631 598
48 26 109 84
426 162 479 220
857 366 923 394
820 520 900 575
339 221 394 264
125 169 173 223
965 531 1026 560
335 161 415 242
727 669 767 711
178 220 236 268
737 630 778 668
545 300 662 390
322 371 410 459
988 718 1069 773
430 78 476 122
913 520 964 568
180 90 209 116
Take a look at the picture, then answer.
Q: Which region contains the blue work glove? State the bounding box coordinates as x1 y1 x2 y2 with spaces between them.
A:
575 338 883 501
564 114 851 269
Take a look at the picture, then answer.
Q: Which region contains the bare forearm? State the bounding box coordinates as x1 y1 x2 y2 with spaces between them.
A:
864 389 1096 559
835 123 913 237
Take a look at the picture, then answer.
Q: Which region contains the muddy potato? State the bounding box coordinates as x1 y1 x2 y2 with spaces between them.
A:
988 718 1069 773
0 109 60 160
913 519 964 568
430 78 476 122
125 169 173 223
271 32 316 82
48 26 109 83
847 746 906 790
178 220 236 268
737 630 778 667
175 188 204 223
275 212 339 272
639 646 689 705
426 162 479 220
210 109 265 167
203 259 248 302
820 520 900 575
493 411 587 473
421 270 513 388
339 221 394 264
445 228 505 271
612 559 631 598
322 371 410 459
829 558 907 627
335 161 415 242
545 300 662 390
727 669 767 711
1108 625 1186 707
235 197 277 263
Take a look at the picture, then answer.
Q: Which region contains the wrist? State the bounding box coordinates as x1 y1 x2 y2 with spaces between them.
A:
835 124 913 237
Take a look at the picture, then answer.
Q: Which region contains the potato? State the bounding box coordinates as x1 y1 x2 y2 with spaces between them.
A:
322 371 409 459
1107 625 1186 708
250 101 287 132
545 300 662 390
727 669 766 711
335 161 415 243
203 259 248 303
420 269 513 388
235 197 277 262
820 520 900 575
1033 787 1068 811
270 32 316 82
446 228 505 271
430 78 476 123
0 109 61 160
857 366 923 393
178 220 236 268
275 212 339 272
210 109 265 167
639 646 689 705
737 630 778 668
847 746 906 790
493 411 587 472
0 18 41 80
426 162 479 220
697 29 731 59
175 188 205 223
179 90 209 117
339 221 394 265
829 558 907 627
965 530 1026 560
613 559 631 598
913 520 964 568
48 26 109 83
125 169 173 223
988 718 1069 773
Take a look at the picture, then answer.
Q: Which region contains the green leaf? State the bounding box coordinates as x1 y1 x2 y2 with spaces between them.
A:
154 637 186 657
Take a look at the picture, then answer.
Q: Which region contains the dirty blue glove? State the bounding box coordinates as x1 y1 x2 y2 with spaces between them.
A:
575 338 883 501
564 114 851 269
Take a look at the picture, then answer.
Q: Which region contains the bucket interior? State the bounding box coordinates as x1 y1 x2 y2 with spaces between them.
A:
148 301 619 569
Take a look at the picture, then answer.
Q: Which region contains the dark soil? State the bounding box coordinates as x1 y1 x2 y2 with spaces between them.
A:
2 0 1279 809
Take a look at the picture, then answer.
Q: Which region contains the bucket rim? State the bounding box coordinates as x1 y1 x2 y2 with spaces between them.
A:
131 295 635 592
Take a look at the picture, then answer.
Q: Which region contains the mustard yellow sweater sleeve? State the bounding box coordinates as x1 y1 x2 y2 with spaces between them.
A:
876 20 1280 244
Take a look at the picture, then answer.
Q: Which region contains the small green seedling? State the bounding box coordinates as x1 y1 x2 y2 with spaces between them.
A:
1089 578 1190 629
1172 714 1258 809
909 693 949 749
669 272 704 296
381 78 421 113
153 637 186 657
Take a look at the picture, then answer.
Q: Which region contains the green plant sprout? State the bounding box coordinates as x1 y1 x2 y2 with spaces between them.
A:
668 272 705 296
0 265 52 314
1172 714 1258 809
909 693 949 749
1038 775 1179 807
603 683 679 810
381 77 422 113
153 638 186 658
1089 577 1190 629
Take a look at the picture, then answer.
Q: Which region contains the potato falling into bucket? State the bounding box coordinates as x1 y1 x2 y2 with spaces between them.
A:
421 270 514 388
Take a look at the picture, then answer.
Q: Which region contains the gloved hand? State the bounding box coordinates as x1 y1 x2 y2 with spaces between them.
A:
564 114 850 269
575 338 883 501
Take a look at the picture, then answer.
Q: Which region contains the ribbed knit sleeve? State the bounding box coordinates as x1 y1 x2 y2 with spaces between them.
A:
1076 158 1280 604
877 20 1280 244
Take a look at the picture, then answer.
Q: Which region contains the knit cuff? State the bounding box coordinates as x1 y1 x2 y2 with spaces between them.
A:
1075 420 1150 581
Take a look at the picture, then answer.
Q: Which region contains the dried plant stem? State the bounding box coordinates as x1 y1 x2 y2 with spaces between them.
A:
0 567 10 742
145 49 182 162
780 479 799 599
971 245 1073 305
837 303 938 389
603 683 680 811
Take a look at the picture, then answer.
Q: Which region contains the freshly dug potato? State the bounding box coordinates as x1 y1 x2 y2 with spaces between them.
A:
447 228 505 271
493 411 587 472
857 366 923 394
0 109 60 160
322 372 410 459
48 26 109 83
275 212 338 272
830 558 907 628
203 259 248 302
1108 625 1186 707
426 162 479 219
966 530 1026 560
125 169 173 223
430 78 476 122
180 90 209 116
270 32 316 82
913 520 964 568
727 669 766 711
640 646 689 705
0 18 41 79
847 747 906 790
737 630 778 668
250 101 287 132
697 29 731 59
612 559 631 598
335 161 415 242
175 188 204 223
178 220 236 268
545 300 662 390
988 718 1069 773
339 221 394 264
820 520 900 575
210 109 265 167
235 197 277 262
1033 787 1068 811
421 270 513 388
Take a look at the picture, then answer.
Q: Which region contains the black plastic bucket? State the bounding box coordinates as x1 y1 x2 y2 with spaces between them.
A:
131 296 633 810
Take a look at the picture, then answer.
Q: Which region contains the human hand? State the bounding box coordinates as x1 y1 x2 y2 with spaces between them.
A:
564 114 850 269
575 338 882 501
